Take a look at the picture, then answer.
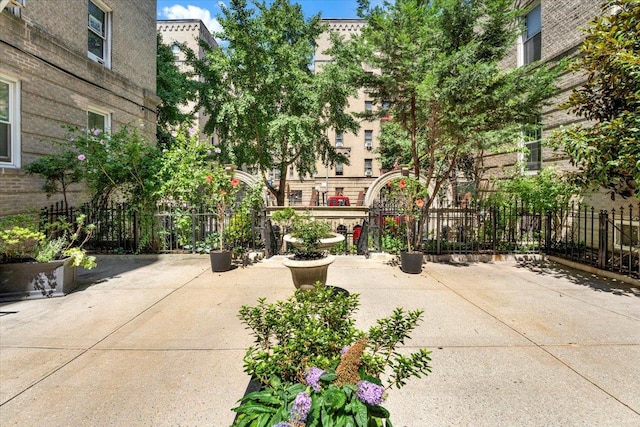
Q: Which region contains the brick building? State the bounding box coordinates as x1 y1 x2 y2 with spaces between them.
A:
0 0 159 215
280 19 381 207
156 19 216 142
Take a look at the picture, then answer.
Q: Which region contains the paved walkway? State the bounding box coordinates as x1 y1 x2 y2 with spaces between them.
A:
1 255 639 426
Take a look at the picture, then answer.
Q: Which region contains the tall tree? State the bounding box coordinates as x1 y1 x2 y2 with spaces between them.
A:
337 0 560 248
550 0 640 199
156 33 197 149
186 0 358 205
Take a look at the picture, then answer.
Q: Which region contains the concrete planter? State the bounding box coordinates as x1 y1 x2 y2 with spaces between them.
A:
0 258 78 302
282 255 336 291
283 232 345 252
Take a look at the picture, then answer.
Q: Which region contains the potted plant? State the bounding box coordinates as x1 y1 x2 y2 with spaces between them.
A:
0 213 97 302
204 166 240 272
281 212 345 290
386 177 428 274
233 287 432 426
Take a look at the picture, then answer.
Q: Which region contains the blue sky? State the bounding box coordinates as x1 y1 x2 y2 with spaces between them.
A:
157 1 365 34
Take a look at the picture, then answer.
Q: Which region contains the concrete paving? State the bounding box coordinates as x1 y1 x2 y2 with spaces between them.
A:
1 254 639 426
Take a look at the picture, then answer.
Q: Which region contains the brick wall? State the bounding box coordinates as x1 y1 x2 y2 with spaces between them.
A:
0 0 159 216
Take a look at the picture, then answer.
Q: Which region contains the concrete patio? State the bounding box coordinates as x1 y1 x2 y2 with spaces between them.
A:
1 254 639 426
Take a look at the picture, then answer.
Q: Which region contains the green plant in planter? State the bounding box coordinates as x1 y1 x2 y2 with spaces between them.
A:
0 214 96 269
234 287 432 426
288 213 335 259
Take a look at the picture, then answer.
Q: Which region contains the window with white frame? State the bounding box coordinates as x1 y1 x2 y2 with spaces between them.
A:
172 44 180 61
523 119 541 171
87 109 111 134
364 159 373 177
5 0 25 17
365 100 373 112
88 0 111 67
364 130 373 149
335 162 344 176
335 131 343 147
522 4 541 66
0 75 21 168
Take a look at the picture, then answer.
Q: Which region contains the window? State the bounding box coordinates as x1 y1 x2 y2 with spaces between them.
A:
6 0 25 17
172 44 180 61
0 75 21 168
364 159 373 177
522 4 541 65
364 130 372 149
335 131 343 147
88 0 111 66
365 100 373 112
335 162 344 176
87 109 111 134
289 190 302 205
523 120 541 171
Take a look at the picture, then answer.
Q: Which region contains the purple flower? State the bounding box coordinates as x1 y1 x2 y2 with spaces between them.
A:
171 130 178 137
305 367 324 392
188 127 197 135
77 154 86 161
214 147 221 154
341 345 351 356
273 423 292 427
356 380 385 406
92 129 101 136
290 392 311 422
206 149 212 155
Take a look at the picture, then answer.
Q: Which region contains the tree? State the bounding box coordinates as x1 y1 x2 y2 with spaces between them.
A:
185 0 358 205
336 0 560 249
156 33 197 150
550 0 640 199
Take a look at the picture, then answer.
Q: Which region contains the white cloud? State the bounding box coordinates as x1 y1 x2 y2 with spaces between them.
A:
161 5 221 34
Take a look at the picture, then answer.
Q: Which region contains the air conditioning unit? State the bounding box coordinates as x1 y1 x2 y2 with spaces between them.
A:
365 142 372 150
365 170 372 177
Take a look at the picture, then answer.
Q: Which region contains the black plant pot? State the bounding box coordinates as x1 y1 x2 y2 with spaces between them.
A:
400 251 423 274
210 250 232 272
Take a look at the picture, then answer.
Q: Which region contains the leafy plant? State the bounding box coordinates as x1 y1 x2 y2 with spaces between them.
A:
288 213 334 258
384 177 428 252
234 287 432 426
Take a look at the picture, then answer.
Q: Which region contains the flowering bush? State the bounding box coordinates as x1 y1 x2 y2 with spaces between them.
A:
386 177 428 252
233 287 432 426
155 126 241 251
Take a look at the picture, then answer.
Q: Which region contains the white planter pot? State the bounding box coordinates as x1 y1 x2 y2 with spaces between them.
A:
283 232 345 251
282 255 336 291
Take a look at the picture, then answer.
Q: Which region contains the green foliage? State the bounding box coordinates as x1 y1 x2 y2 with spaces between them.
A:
235 287 432 426
155 126 242 251
288 213 334 256
0 214 96 268
384 177 428 252
156 34 197 150
185 0 359 205
25 125 161 208
549 0 640 199
489 168 579 213
336 0 559 221
238 286 362 384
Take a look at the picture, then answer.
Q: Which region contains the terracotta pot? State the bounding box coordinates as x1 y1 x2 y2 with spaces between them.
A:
282 255 336 291
400 251 423 274
210 250 232 272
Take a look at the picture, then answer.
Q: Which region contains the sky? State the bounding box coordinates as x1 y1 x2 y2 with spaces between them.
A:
156 1 366 34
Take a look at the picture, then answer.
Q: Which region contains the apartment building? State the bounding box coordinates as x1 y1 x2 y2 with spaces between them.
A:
156 19 217 142
481 1 631 209
0 0 159 215
279 19 380 207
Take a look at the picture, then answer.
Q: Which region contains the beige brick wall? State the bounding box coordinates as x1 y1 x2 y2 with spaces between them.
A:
0 0 159 216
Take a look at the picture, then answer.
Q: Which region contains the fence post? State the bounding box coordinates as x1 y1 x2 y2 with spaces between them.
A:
191 208 197 254
545 212 552 255
133 209 138 253
598 210 608 269
491 206 497 253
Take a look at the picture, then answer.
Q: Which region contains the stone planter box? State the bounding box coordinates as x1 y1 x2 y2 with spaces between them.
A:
0 258 78 302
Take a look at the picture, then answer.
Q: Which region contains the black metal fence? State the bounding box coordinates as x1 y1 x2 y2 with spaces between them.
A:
41 201 266 255
40 200 639 279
